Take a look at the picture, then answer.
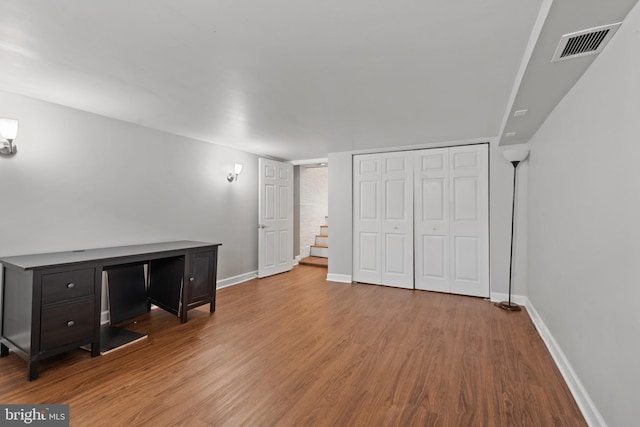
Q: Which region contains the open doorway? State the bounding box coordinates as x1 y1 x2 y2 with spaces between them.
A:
295 163 328 268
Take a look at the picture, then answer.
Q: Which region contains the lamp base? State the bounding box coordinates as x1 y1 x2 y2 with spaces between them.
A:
494 301 521 311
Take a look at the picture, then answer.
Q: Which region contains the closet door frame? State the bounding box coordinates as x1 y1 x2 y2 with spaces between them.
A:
352 143 489 297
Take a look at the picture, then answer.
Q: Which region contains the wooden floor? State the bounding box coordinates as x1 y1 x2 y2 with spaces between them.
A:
298 256 328 268
0 265 585 426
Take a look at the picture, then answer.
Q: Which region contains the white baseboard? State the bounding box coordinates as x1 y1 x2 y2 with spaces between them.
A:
293 255 301 266
525 299 607 427
217 271 258 289
490 292 528 306
326 273 352 283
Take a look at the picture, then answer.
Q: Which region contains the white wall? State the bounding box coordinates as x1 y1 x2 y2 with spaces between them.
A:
0 90 259 282
299 166 328 257
327 140 526 297
526 3 640 426
327 152 352 282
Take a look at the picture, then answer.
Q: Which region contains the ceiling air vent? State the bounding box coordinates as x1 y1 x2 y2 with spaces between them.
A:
551 22 622 62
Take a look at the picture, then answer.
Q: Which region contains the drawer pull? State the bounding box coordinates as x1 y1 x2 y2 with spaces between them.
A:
66 282 75 289
66 320 75 327
189 277 195 282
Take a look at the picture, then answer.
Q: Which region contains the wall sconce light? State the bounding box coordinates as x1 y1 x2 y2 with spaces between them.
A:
227 163 244 182
0 118 18 156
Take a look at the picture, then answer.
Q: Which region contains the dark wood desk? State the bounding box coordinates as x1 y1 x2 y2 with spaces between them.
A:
0 241 221 380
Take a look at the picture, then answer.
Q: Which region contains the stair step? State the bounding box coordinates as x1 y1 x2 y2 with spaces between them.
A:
315 235 328 245
310 245 328 258
299 256 328 268
319 225 328 236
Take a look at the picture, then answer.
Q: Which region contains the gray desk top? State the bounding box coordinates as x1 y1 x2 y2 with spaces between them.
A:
0 241 221 270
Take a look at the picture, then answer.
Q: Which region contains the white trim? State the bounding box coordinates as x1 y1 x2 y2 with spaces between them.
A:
290 157 329 166
326 273 352 283
293 255 301 266
497 0 554 144
348 137 494 156
100 310 109 325
525 299 607 427
489 292 528 306
217 271 258 289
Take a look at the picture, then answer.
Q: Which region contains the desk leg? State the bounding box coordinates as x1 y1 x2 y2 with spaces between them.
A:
1 343 9 357
180 306 188 324
91 342 100 357
28 357 39 381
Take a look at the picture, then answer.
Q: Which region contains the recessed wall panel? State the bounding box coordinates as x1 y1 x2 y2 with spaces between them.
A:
422 235 445 278
360 181 378 220
386 180 405 220
279 186 289 219
454 237 479 281
360 159 379 174
264 165 276 178
453 177 478 221
278 230 289 264
422 178 444 221
453 152 479 169
422 154 445 171
385 234 405 274
359 233 378 272
385 157 405 172
265 184 276 220
279 167 289 180
264 231 275 268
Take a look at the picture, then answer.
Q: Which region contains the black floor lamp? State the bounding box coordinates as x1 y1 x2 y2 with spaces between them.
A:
496 148 529 312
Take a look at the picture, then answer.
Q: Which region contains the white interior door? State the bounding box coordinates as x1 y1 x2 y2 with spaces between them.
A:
414 144 489 297
415 148 450 292
381 152 413 289
449 145 488 297
353 152 413 289
258 158 293 278
353 154 382 284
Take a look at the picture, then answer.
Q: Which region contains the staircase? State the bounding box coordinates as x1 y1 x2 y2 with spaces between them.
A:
299 217 328 267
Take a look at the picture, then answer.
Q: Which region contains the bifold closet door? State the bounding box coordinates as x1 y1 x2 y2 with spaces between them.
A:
414 148 450 293
353 152 413 289
414 145 489 297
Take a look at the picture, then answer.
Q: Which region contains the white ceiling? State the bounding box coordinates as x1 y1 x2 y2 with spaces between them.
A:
0 1 636 161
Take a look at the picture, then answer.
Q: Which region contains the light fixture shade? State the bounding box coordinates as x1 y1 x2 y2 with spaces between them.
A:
0 118 18 141
234 163 243 175
503 148 529 163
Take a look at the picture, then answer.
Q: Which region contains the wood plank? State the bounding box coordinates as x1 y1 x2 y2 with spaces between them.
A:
0 265 585 426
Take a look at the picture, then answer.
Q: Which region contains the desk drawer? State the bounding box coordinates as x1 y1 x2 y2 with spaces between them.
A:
42 268 95 304
40 298 94 351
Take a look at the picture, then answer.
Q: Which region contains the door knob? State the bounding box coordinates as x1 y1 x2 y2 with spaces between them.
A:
259 224 267 229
